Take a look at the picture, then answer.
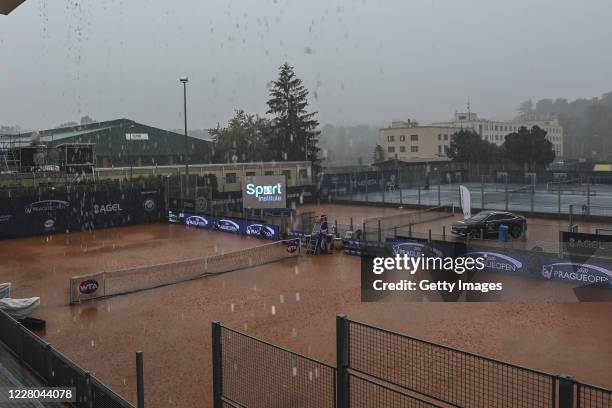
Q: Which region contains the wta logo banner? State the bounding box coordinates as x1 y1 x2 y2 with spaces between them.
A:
243 176 287 209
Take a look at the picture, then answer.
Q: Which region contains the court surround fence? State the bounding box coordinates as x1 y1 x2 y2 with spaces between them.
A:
212 315 612 408
0 308 134 407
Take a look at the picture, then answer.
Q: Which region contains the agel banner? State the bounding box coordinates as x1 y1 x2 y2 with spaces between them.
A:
242 176 286 209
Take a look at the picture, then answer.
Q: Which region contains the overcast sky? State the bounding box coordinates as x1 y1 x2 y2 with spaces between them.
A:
1 0 611 131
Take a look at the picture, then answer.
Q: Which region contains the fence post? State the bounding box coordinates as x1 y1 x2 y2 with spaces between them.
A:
350 217 353 232
587 181 591 217
558 186 561 216
442 226 446 241
84 372 93 408
418 186 421 206
530 184 534 215
136 351 145 408
437 183 441 206
481 182 485 209
336 314 350 408
558 375 574 408
505 178 509 211
377 220 382 243
212 321 223 408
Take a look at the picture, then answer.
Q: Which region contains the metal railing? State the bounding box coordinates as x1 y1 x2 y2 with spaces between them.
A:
213 315 612 408
212 322 336 408
0 308 134 407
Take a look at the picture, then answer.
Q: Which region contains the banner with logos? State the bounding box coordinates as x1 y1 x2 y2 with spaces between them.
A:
381 237 612 288
0 188 163 240
170 211 280 240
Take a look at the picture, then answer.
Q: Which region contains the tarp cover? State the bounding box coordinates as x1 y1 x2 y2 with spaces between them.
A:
0 282 10 298
0 297 40 320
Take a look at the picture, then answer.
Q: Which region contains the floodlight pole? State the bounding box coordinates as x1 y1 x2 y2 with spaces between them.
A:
180 76 189 175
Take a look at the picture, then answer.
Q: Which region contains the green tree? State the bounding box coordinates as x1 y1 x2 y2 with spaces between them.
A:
266 63 321 169
373 144 384 163
447 129 499 163
503 126 555 171
209 110 272 163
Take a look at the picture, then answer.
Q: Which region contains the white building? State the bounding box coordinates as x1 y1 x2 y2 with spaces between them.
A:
433 112 564 158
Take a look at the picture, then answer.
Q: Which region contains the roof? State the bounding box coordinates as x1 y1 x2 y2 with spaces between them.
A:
373 157 451 167
0 0 27 15
2 119 211 150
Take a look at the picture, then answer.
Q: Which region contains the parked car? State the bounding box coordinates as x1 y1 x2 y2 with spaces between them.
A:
451 210 526 239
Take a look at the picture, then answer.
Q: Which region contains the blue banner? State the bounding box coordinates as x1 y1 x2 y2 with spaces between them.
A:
384 237 612 288
0 188 163 240
171 211 280 240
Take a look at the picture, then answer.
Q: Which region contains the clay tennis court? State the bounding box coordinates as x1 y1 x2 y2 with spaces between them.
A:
1 203 612 407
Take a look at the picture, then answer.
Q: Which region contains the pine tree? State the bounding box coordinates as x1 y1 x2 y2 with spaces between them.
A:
266 63 321 170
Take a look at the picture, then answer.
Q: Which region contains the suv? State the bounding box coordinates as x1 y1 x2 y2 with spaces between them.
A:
451 210 526 239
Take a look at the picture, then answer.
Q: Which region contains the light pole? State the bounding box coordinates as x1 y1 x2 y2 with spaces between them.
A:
180 76 189 175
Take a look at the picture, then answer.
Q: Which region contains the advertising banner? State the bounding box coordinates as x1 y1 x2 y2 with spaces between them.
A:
242 176 287 209
560 231 612 259
173 211 280 240
0 187 163 240
382 237 612 289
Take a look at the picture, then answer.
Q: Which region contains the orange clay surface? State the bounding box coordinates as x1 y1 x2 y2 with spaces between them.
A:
0 203 611 407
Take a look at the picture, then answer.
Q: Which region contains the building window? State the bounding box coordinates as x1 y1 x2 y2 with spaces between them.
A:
438 145 442 153
438 134 442 140
410 134 418 141
411 146 418 152
225 173 237 184
444 146 449 155
264 170 274 176
246 171 256 177
282 170 291 180
298 169 308 179
387 135 395 142
400 135 406 141
400 146 406 152
388 146 395 153
444 134 448 140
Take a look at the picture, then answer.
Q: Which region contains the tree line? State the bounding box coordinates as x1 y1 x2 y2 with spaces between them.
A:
517 91 612 160
209 63 321 170
447 126 555 171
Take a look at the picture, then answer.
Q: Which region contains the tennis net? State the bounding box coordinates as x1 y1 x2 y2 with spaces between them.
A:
70 238 301 303
482 185 533 204
547 178 584 193
363 204 454 240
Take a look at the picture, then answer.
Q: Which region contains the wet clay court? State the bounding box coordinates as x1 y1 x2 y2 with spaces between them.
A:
1 203 612 407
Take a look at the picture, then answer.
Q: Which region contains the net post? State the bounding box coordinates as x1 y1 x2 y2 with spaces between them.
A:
136 351 145 408
212 321 223 408
336 314 350 408
557 375 574 408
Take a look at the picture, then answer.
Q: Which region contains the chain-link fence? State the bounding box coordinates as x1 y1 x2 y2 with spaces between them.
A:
213 315 612 408
0 308 134 407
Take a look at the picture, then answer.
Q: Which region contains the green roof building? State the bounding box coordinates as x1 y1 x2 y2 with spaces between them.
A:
5 119 211 168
